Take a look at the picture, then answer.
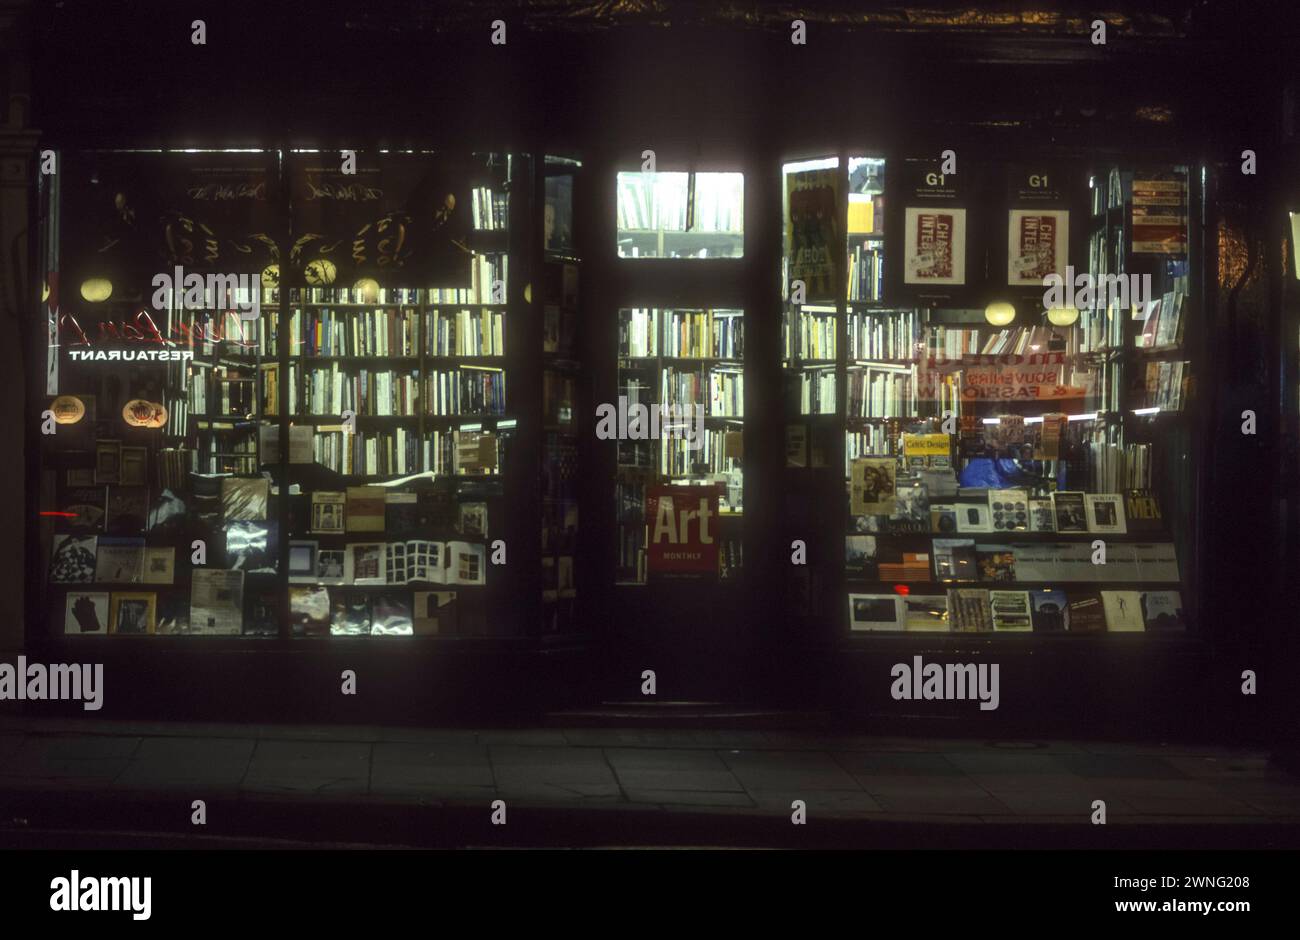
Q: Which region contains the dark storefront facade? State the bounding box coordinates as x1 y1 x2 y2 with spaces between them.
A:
10 1 1298 744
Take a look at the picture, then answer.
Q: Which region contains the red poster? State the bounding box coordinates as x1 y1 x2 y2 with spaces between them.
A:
645 484 722 577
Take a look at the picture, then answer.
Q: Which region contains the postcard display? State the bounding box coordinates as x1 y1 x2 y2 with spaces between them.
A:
780 155 1194 638
39 150 540 642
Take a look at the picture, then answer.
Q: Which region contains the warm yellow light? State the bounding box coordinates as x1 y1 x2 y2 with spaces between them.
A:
260 264 281 288
523 283 532 304
353 277 380 303
42 281 50 303
305 259 337 286
1047 305 1079 327
80 278 113 303
984 301 1016 326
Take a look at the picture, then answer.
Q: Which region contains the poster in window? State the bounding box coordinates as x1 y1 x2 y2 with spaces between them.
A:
903 207 966 285
1007 209 1068 286
1131 171 1188 256
786 168 841 301
645 484 722 578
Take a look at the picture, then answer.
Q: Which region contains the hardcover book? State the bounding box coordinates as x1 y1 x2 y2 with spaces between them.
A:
954 501 993 534
348 543 386 586
932 538 977 582
1066 592 1106 632
330 595 372 636
848 593 903 632
288 540 319 583
1141 590 1186 630
1084 493 1127 534
142 547 175 585
63 591 110 635
311 491 347 534
1102 590 1145 632
289 585 331 636
947 588 993 632
94 537 145 583
1051 491 1088 533
1029 589 1069 632
903 594 949 632
49 534 97 583
987 488 1029 532
976 544 1016 582
190 569 244 635
1028 497 1056 532
1124 489 1164 534
346 486 386 532
109 592 156 634
850 457 897 515
371 593 414 635
989 590 1032 631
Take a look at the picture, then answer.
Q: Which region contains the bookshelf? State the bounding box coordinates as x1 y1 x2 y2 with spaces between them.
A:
614 307 746 583
540 156 583 631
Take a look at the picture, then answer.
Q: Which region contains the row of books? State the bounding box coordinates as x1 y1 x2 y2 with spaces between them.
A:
800 367 836 415
471 187 509 231
846 241 884 302
295 287 424 306
186 367 258 417
660 428 743 477
1141 360 1191 411
660 367 744 416
851 538 1178 586
295 365 420 416
784 306 836 360
618 309 745 359
849 588 1185 633
850 310 922 361
847 484 1160 536
1088 442 1153 493
193 422 259 474
426 308 506 357
59 583 462 636
847 364 920 418
1136 289 1187 349
311 429 423 476
308 427 499 476
287 307 419 358
305 488 487 536
290 539 486 587
425 366 507 416
292 587 458 636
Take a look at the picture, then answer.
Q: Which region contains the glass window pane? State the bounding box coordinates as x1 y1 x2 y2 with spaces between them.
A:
617 172 744 259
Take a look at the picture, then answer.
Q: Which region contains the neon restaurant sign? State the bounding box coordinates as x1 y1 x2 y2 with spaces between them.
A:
57 308 257 361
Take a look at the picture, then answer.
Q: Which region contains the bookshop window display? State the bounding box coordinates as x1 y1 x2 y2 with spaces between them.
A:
781 155 1194 637
40 150 528 640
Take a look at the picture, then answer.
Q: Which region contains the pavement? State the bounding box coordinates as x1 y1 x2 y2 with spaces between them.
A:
3 717 1300 848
